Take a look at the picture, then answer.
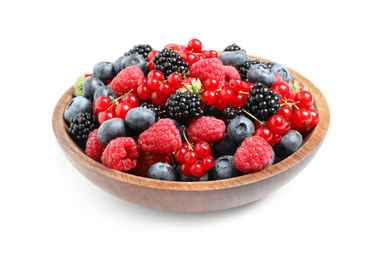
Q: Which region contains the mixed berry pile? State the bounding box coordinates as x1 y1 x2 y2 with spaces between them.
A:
64 39 320 181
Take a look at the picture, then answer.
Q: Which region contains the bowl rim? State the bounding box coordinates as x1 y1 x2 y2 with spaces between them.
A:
52 54 330 192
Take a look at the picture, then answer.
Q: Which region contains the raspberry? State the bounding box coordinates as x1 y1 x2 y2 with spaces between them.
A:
101 137 140 171
233 136 273 173
223 65 240 82
85 129 105 162
186 116 225 144
109 65 145 96
189 58 225 85
138 118 182 153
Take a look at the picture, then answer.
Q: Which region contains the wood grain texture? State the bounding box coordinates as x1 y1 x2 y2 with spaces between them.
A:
52 55 330 212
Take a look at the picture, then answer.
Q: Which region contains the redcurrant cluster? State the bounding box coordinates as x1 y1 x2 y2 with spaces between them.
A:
94 91 139 124
174 133 215 178
202 78 253 110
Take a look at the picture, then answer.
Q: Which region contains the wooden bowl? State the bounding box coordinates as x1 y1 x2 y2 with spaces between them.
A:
52 55 330 212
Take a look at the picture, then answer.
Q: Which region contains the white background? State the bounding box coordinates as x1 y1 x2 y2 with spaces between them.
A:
1 0 380 259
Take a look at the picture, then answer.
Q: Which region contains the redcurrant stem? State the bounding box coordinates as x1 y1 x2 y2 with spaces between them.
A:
182 126 193 150
242 109 267 126
108 89 134 110
238 91 250 95
280 97 300 110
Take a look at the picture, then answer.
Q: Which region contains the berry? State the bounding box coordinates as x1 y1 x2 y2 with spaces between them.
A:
213 133 238 156
140 102 167 121
223 43 244 52
189 163 206 178
64 96 93 124
138 118 182 153
124 54 148 75
219 50 250 67
93 62 116 83
271 81 296 100
219 86 234 103
254 126 273 144
244 82 281 121
190 58 225 85
125 107 156 132
74 74 91 97
204 78 219 91
95 96 111 112
109 65 145 96
177 164 210 182
124 44 153 61
224 66 241 82
85 129 105 162
82 76 105 101
270 63 294 82
114 56 128 74
247 63 275 87
167 73 182 89
68 112 99 144
93 85 117 101
307 108 320 127
152 48 189 79
228 78 243 93
211 155 240 180
200 155 215 170
226 116 255 145
238 60 261 81
292 108 312 127
187 38 203 53
97 117 130 146
186 116 226 144
101 137 140 171
165 92 203 124
268 114 290 135
233 136 274 173
202 90 218 105
193 141 211 158
273 130 303 160
295 90 314 109
129 150 172 178
97 110 115 125
147 162 177 181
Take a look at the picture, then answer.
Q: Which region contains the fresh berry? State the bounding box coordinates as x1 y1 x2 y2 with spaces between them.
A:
165 91 203 124
114 56 128 74
129 150 172 178
226 115 255 145
233 136 274 173
85 129 105 162
247 63 275 87
124 44 153 61
101 137 140 171
271 81 296 100
292 108 312 127
152 48 189 78
220 106 243 126
219 50 249 67
68 112 99 144
93 85 117 101
244 82 281 121
125 107 156 132
273 130 303 160
83 76 105 101
177 164 210 182
238 60 261 81
109 65 145 96
138 118 182 153
140 102 167 121
223 43 244 52
147 162 177 181
187 38 203 53
93 62 116 83
267 114 291 135
295 90 314 109
64 96 93 124
211 155 240 180
189 58 225 85
124 54 148 75
186 116 225 144
213 134 239 156
97 117 130 146
223 66 241 82
270 64 294 82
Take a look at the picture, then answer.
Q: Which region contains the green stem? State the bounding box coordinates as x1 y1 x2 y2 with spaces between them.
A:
242 109 267 127
182 126 193 150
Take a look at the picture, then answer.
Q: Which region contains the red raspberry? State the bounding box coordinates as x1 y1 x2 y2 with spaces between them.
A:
189 58 225 85
233 136 274 173
85 129 105 162
109 65 145 96
223 65 240 82
101 137 140 171
186 116 225 144
138 119 182 153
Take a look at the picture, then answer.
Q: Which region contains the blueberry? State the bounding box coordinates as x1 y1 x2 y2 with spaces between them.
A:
176 165 210 182
147 162 177 181
211 155 240 180
125 107 155 132
273 130 303 160
213 133 238 156
226 116 255 145
266 148 275 168
82 76 105 101
93 62 116 82
219 50 249 67
124 54 148 76
247 64 275 87
97 118 130 146
64 96 92 124
93 85 117 101
271 64 294 82
114 56 128 74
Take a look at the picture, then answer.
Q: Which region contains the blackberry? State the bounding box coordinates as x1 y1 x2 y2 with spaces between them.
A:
152 49 189 79
223 43 245 52
244 82 281 121
239 60 262 81
165 92 203 124
124 44 153 61
140 102 167 121
262 62 275 69
221 107 243 126
68 112 99 144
